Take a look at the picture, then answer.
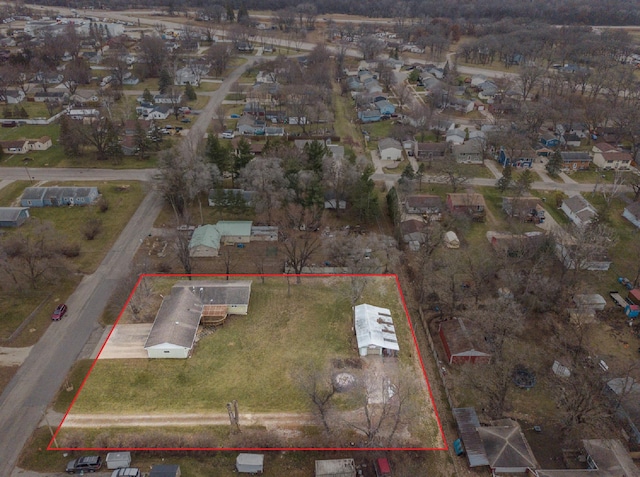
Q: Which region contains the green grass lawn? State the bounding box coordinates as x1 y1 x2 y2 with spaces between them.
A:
2 101 52 119
64 276 416 416
332 86 363 152
0 182 146 344
362 121 392 141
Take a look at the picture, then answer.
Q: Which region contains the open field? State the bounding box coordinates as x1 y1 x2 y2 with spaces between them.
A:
55 275 442 449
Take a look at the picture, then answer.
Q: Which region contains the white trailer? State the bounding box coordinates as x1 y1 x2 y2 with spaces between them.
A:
236 453 264 474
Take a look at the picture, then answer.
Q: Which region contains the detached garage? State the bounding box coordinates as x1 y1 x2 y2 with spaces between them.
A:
354 304 399 357
439 317 491 365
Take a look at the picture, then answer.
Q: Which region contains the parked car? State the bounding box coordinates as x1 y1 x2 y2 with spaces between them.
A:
222 130 235 139
180 117 191 123
66 456 102 473
51 304 67 321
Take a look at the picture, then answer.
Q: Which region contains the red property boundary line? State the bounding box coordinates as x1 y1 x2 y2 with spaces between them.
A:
49 273 448 452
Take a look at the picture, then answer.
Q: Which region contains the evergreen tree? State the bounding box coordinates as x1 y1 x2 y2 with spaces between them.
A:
408 69 421 83
59 115 82 157
233 137 253 185
401 163 415 181
184 83 197 101
237 4 249 23
158 69 173 94
352 165 380 222
416 163 426 191
516 168 534 194
304 140 327 174
206 135 232 174
134 121 152 160
546 151 563 176
226 4 235 22
497 163 513 192
142 88 154 103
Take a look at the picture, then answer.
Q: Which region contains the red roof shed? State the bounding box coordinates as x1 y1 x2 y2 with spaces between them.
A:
439 317 491 365
628 289 640 306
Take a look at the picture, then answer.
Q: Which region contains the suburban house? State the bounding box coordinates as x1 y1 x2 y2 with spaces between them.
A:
27 136 52 151
560 194 597 227
539 131 560 148
237 116 266 135
378 138 403 160
591 143 633 170
446 128 466 145
2 89 25 104
498 148 535 168
33 91 67 102
374 99 395 115
154 93 182 104
560 151 591 171
404 194 442 219
20 186 99 207
452 139 484 164
502 197 545 222
446 193 486 222
358 109 382 123
477 419 540 474
144 280 252 358
208 189 256 208
622 202 640 229
0 139 29 154
0 207 30 227
415 142 447 161
145 105 172 120
188 221 253 257
439 317 491 364
353 303 399 357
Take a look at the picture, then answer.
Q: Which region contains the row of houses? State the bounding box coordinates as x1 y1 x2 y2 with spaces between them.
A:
0 136 52 154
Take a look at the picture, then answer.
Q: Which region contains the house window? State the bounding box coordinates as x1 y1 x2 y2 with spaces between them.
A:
164 350 170 353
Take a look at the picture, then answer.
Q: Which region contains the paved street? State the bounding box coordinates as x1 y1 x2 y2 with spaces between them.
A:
0 58 258 476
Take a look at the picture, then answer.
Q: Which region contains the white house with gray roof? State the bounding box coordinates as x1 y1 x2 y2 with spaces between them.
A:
144 280 252 358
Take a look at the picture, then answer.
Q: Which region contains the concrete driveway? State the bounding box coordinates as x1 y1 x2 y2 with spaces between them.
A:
98 324 152 359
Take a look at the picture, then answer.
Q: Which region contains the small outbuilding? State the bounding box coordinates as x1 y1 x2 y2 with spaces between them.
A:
106 452 132 470
236 453 264 474
315 459 356 477
444 231 460 249
439 318 491 365
353 304 399 357
0 207 29 227
573 294 606 311
477 419 539 474
149 464 181 477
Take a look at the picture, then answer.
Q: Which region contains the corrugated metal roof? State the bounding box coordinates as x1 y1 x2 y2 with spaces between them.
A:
353 304 399 351
0 207 28 222
452 408 489 467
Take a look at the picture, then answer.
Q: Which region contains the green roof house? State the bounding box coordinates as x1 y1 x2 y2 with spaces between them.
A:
189 221 252 257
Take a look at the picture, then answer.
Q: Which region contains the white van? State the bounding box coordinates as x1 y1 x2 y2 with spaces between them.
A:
111 468 141 477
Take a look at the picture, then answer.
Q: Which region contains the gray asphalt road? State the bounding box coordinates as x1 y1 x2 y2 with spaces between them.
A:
0 59 258 476
0 190 163 476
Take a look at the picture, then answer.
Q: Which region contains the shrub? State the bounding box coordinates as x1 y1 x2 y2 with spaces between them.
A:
59 242 81 258
82 217 103 240
97 197 109 213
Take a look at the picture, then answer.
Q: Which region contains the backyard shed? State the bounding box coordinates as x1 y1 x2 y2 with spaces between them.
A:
0 207 29 227
149 464 181 477
573 294 606 311
315 459 356 477
439 318 491 365
374 458 391 477
444 231 460 249
353 304 399 357
189 221 252 257
106 452 131 470
236 453 264 474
